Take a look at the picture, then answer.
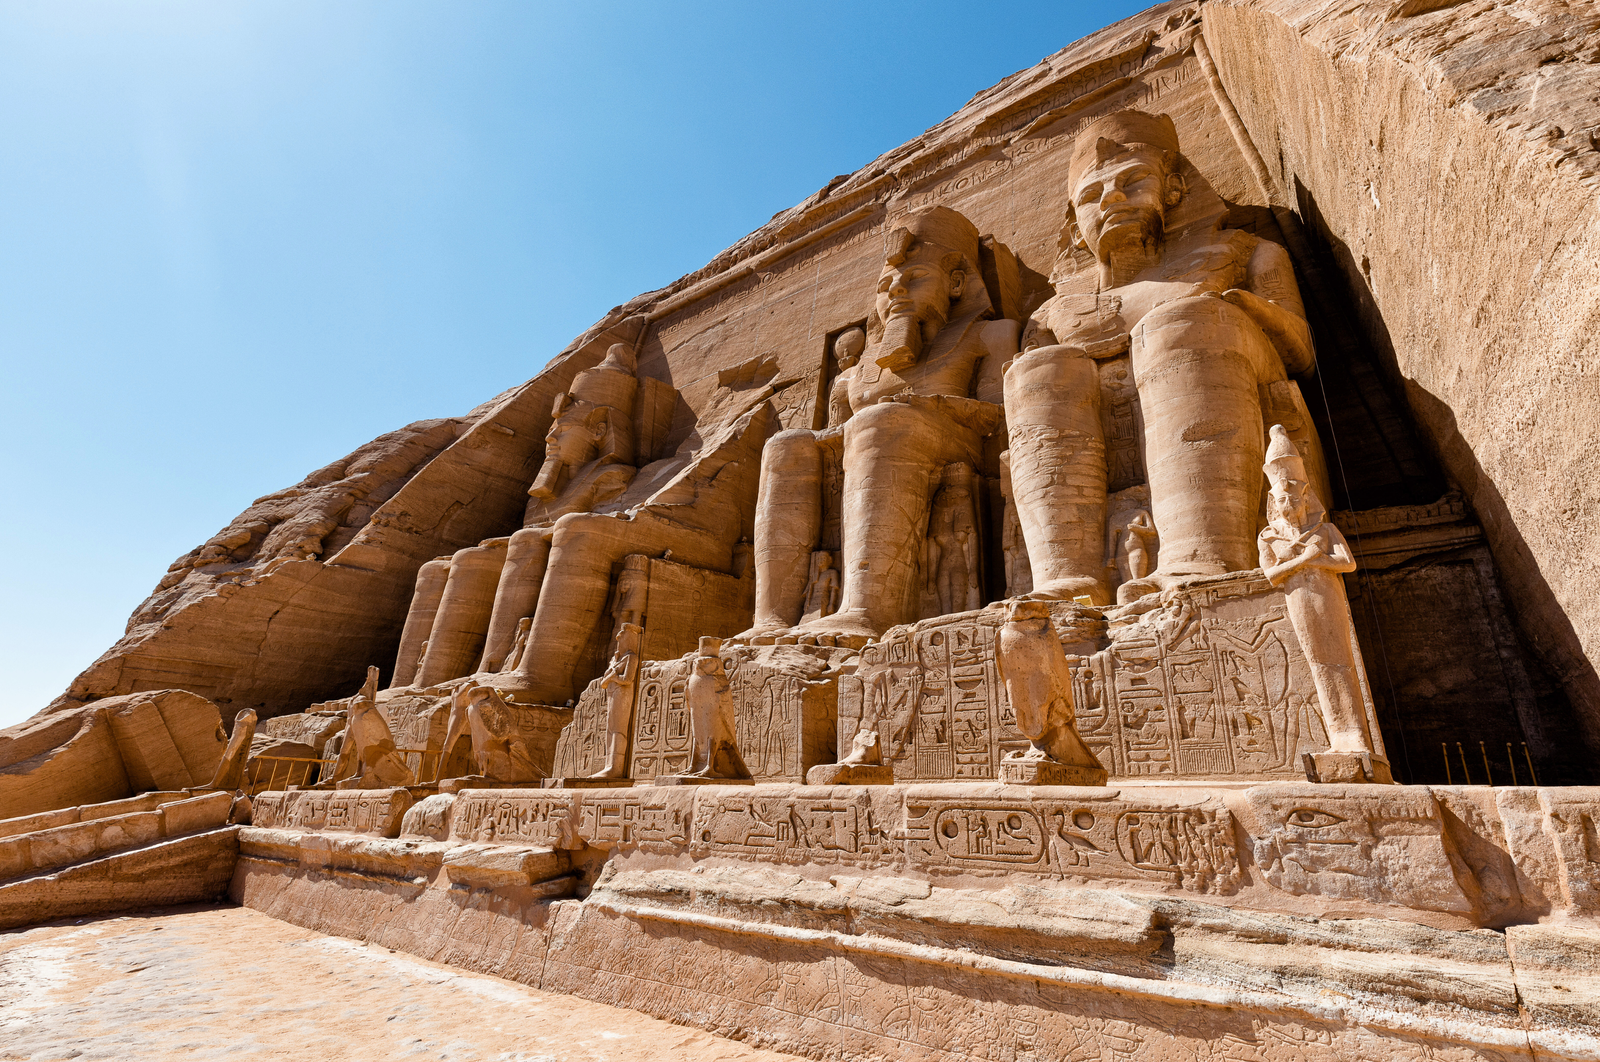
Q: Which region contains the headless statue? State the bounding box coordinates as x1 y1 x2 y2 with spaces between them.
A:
995 601 1106 785
442 680 542 783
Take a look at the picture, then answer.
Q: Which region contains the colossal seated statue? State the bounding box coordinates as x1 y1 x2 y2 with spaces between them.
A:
741 205 1019 646
385 333 770 709
1008 110 1318 605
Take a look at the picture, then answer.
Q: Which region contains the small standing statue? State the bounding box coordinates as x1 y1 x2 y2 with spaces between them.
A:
662 637 753 784
995 601 1107 786
441 681 543 785
1257 425 1392 783
1121 510 1158 582
587 622 642 780
800 551 841 623
330 666 416 789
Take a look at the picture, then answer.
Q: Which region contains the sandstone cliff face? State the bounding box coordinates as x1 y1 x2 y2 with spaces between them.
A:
37 0 1600 770
1203 0 1600 749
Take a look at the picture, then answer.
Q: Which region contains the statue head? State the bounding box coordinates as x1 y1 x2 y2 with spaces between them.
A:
694 635 727 676
1263 424 1324 532
1067 111 1185 262
871 205 984 365
614 621 642 656
1005 599 1054 632
833 326 866 370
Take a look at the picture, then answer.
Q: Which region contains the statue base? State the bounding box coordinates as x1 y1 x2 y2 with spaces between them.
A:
804 762 894 785
541 777 634 789
653 774 756 786
1302 751 1394 784
998 758 1108 786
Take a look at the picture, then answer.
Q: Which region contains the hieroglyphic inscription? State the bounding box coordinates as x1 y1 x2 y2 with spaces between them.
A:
449 792 578 848
252 788 413 838
901 795 1238 894
629 661 692 780
687 790 903 867
852 578 1339 782
552 678 610 779
575 791 692 853
631 648 839 783
1084 578 1333 779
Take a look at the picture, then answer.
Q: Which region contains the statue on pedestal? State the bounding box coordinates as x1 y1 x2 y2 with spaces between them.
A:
740 206 1016 646
995 601 1107 786
1008 110 1314 605
1258 425 1392 784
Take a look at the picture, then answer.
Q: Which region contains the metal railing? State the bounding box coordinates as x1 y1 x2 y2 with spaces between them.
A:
248 755 337 794
249 745 444 793
1441 741 1539 786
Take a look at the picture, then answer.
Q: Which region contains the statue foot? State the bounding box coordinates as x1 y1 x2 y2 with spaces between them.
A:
1019 577 1110 606
789 609 879 650
1114 570 1217 604
729 620 790 646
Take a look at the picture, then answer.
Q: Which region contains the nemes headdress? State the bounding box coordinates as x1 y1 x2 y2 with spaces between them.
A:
1068 110 1181 191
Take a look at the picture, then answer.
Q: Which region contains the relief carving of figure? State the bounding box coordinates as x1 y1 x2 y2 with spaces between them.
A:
800 551 841 623
924 463 982 617
1010 110 1314 605
740 206 1016 646
1257 425 1388 777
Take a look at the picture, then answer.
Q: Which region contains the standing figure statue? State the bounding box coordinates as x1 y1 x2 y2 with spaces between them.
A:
740 206 1016 645
331 666 415 788
441 680 543 784
1257 425 1391 783
587 622 642 780
673 637 752 783
995 601 1107 785
1008 110 1315 605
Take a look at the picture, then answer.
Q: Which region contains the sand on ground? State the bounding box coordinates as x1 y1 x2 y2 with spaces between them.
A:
0 903 803 1061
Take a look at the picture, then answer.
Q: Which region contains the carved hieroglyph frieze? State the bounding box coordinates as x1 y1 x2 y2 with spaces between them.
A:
251 788 413 837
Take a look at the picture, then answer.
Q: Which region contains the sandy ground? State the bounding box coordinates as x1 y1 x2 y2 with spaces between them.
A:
0 903 802 1061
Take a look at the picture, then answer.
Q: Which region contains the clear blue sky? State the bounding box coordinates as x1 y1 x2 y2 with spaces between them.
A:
0 0 1151 726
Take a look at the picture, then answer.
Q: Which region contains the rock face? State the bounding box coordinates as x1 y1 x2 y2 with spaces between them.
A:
15 0 1600 1058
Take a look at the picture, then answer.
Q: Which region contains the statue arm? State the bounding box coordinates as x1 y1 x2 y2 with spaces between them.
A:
1223 240 1314 375
1303 525 1358 575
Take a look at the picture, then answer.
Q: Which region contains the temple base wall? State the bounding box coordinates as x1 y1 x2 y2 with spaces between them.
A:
231 782 1600 1061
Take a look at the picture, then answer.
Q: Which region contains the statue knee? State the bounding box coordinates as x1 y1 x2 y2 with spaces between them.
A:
1135 295 1279 381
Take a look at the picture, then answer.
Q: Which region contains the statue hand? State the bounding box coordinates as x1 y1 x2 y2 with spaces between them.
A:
1221 288 1314 374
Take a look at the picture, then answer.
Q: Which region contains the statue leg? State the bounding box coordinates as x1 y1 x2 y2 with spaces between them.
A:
1002 345 1110 604
390 558 450 688
1286 576 1378 754
502 511 732 704
800 402 981 642
1122 295 1284 602
742 429 822 639
478 526 551 673
415 540 510 687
